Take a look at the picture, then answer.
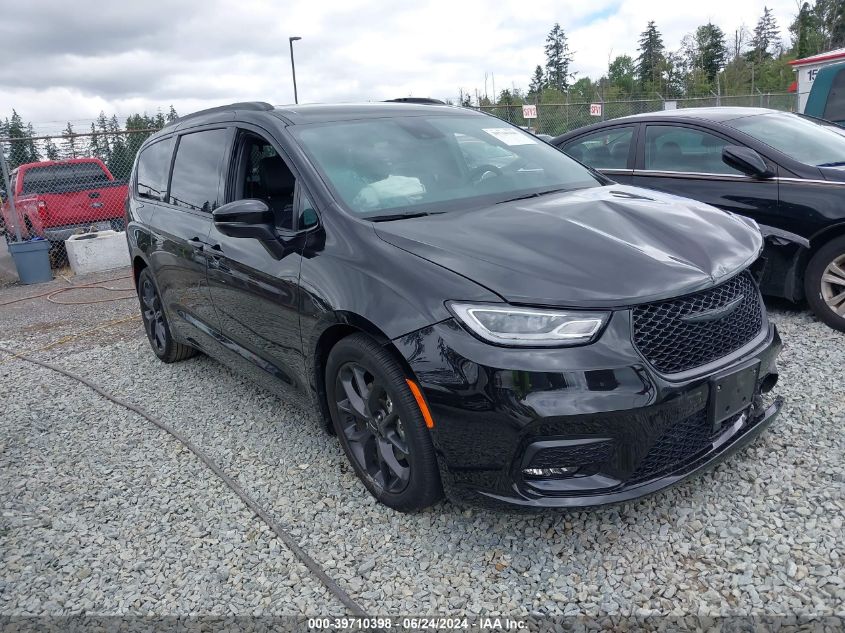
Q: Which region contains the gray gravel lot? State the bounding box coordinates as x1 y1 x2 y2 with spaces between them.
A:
1 268 843 618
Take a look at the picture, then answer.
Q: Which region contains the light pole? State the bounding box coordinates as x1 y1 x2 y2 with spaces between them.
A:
289 36 302 104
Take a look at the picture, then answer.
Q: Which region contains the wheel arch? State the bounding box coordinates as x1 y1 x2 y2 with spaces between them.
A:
132 254 148 289
810 221 845 252
310 311 418 434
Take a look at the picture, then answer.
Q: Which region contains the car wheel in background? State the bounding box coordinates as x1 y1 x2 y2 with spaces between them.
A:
137 267 197 363
805 235 845 332
326 333 443 512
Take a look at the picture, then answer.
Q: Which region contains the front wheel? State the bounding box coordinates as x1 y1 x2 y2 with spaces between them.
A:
326 333 442 512
805 235 845 332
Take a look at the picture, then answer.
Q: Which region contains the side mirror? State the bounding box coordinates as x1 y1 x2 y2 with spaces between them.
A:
213 199 276 241
722 146 774 179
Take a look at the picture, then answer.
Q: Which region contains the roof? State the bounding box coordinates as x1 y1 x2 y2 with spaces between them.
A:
616 106 779 123
790 47 845 67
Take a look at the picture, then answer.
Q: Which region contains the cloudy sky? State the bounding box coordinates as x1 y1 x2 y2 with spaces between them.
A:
1 0 797 133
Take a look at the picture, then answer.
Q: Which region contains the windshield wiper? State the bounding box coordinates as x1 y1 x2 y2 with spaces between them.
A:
496 187 570 204
817 161 845 167
369 211 440 222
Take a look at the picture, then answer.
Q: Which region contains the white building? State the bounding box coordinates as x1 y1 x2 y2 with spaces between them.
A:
789 47 845 112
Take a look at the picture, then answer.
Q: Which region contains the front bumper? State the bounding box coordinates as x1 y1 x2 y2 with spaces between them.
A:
393 312 782 509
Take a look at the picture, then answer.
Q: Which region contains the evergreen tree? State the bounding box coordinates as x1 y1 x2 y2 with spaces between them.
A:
166 105 179 123
544 23 574 91
25 123 40 164
636 21 666 90
108 115 130 179
7 110 30 168
528 65 546 99
750 7 781 63
44 136 60 161
696 23 728 82
61 122 78 159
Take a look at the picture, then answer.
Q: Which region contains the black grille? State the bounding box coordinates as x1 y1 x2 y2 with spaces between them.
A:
527 441 614 470
629 410 713 484
632 271 763 374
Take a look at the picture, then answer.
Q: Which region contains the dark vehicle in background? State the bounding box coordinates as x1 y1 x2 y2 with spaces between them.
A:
0 158 128 247
553 107 845 331
127 101 781 511
804 60 845 126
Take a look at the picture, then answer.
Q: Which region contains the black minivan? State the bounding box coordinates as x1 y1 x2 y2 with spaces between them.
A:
127 101 782 511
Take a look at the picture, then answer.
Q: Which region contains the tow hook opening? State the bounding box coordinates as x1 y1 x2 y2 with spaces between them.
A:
760 372 778 394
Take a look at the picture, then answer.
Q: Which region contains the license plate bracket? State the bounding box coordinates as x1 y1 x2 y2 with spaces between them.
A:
708 360 759 432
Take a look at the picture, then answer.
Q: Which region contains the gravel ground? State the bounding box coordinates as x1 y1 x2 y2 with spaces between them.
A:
0 268 844 618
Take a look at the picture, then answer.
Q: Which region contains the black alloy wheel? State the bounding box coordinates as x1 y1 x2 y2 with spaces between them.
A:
137 268 197 363
335 361 411 493
326 333 442 511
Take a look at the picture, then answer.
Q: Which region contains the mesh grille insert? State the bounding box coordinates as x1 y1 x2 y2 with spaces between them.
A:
632 271 763 374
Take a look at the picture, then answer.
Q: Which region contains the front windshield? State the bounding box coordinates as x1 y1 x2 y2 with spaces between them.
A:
292 114 601 217
726 112 845 167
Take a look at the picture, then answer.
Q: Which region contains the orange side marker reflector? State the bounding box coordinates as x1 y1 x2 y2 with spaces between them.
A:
406 379 435 429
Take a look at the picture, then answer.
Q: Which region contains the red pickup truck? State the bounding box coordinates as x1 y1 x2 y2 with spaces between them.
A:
1 158 128 243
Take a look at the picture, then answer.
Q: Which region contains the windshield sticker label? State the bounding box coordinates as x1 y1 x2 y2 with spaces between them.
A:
483 127 537 146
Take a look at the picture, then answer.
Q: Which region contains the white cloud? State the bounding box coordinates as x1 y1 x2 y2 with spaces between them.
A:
0 0 799 134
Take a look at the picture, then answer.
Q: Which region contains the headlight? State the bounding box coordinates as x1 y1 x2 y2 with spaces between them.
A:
448 302 609 347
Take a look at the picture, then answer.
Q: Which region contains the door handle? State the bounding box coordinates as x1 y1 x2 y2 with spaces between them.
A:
187 237 206 250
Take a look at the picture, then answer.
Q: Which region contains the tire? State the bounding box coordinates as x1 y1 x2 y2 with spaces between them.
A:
137 267 197 363
326 333 442 512
804 235 845 332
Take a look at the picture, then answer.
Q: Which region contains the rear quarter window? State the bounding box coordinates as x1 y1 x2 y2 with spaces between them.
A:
136 137 175 202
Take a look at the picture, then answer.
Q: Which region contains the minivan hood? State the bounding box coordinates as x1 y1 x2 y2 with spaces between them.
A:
374 185 763 308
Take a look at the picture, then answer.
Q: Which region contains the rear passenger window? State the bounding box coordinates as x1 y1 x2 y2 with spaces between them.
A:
136 137 174 201
169 129 229 212
823 68 845 122
644 126 741 175
563 127 634 169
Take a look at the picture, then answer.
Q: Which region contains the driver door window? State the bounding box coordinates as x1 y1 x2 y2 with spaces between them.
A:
644 126 742 175
235 134 296 230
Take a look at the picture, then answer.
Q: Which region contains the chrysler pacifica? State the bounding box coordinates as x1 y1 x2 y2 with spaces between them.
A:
126 101 783 511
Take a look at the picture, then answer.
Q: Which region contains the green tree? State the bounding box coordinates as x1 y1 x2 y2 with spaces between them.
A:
544 23 574 91
43 136 60 161
61 122 78 159
528 65 546 99
696 23 728 82
749 7 781 63
791 2 824 57
608 55 636 96
6 110 30 168
636 21 666 90
25 123 40 163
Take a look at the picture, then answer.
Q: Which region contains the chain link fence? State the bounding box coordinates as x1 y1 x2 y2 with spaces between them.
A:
1 128 160 270
478 92 797 137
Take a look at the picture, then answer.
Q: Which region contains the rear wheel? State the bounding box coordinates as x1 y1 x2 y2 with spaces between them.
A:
805 236 845 332
326 333 442 512
137 268 197 363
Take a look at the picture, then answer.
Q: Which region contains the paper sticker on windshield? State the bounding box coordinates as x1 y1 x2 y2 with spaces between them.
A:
483 127 537 146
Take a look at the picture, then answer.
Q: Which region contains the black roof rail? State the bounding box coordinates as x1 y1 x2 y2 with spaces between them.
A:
384 97 447 105
163 101 274 129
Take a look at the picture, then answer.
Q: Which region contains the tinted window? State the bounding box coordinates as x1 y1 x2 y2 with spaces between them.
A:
169 129 229 212
644 126 741 175
563 126 634 169
235 135 295 230
823 68 845 122
136 137 174 201
21 162 110 195
292 115 600 217
728 112 845 166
